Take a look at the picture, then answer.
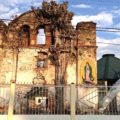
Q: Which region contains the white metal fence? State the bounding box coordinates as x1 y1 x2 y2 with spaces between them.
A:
13 85 70 114
1 84 120 116
76 85 120 115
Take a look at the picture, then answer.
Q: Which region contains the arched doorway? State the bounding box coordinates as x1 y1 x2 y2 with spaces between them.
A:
19 25 30 47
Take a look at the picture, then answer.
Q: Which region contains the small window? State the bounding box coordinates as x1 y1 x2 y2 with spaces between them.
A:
37 28 45 44
37 60 45 68
38 99 41 103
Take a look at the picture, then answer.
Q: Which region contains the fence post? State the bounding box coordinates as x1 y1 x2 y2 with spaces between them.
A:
8 48 18 120
8 82 16 120
70 83 76 120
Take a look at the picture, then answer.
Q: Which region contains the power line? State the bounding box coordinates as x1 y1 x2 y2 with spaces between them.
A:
97 42 120 46
96 29 120 33
1 16 120 33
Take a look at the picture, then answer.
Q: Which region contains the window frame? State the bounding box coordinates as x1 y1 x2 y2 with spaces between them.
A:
37 27 46 45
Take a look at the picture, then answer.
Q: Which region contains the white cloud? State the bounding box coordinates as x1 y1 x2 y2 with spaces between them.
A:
111 9 120 15
0 0 41 20
72 12 113 27
97 36 120 59
72 4 92 9
106 23 120 36
44 0 59 2
0 7 20 19
0 4 10 13
0 0 60 20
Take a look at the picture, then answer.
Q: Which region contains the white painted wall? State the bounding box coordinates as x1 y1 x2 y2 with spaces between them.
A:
1 115 120 120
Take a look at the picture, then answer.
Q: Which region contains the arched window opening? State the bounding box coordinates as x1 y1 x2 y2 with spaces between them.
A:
20 25 30 47
51 31 55 45
37 28 46 45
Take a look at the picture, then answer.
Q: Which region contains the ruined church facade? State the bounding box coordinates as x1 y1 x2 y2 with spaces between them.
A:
0 2 97 85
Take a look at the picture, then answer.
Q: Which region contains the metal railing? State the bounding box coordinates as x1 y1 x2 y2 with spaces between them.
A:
76 85 120 115
14 84 71 114
1 84 120 115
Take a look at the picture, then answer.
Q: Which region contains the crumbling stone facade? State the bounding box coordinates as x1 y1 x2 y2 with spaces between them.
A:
0 1 97 85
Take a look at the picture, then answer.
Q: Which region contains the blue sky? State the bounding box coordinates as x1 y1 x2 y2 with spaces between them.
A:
0 0 120 59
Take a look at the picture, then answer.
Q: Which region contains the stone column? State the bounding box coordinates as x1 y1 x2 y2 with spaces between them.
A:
46 31 51 47
76 22 97 85
30 29 37 46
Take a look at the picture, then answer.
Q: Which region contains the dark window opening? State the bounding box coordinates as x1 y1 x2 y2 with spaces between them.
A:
37 59 45 68
51 31 55 45
37 28 45 44
20 25 30 47
38 99 41 103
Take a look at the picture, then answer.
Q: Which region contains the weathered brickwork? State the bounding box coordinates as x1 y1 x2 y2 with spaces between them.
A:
0 2 97 85
76 22 97 84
